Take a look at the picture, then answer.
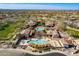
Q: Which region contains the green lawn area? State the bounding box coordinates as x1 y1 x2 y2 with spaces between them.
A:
0 20 24 40
0 16 26 40
65 27 79 38
0 23 17 39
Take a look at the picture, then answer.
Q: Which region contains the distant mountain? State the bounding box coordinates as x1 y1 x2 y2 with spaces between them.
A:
0 9 78 11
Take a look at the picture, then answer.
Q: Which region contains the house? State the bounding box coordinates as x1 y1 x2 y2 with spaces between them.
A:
0 14 4 19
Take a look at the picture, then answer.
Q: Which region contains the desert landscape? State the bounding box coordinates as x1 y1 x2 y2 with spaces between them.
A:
0 10 79 56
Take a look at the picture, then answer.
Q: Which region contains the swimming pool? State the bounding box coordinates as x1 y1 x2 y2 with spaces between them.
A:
20 38 47 45
27 39 46 45
35 27 45 31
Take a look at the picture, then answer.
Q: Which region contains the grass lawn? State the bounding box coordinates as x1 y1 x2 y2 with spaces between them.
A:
65 27 79 38
0 16 26 40
0 23 17 39
0 20 23 40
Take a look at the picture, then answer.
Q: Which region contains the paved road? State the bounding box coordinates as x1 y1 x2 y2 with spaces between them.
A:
25 52 66 56
0 49 67 56
0 49 26 56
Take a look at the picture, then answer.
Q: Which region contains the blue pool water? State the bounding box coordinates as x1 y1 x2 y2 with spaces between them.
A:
27 39 46 44
35 27 44 31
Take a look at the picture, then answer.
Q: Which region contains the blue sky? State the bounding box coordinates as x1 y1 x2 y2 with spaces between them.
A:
0 3 79 10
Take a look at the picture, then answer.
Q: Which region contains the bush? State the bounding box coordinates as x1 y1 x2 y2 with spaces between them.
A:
0 27 5 31
0 23 10 31
3 23 9 27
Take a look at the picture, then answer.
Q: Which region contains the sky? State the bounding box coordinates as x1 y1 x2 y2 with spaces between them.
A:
0 3 79 10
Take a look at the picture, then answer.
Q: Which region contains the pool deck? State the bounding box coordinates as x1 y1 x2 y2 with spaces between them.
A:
19 38 79 48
